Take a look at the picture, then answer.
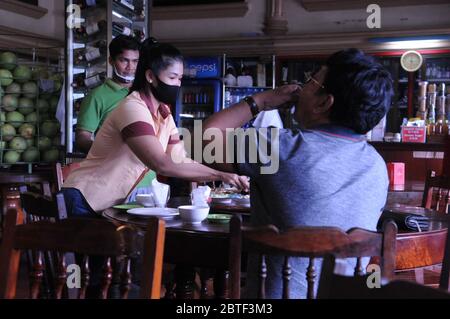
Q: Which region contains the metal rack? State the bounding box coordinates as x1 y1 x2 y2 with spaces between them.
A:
64 0 151 154
0 42 64 172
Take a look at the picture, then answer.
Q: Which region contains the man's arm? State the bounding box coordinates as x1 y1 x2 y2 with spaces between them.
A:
75 129 94 154
76 91 102 154
203 85 299 172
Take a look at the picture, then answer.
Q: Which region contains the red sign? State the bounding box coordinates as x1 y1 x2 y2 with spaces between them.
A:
401 126 426 143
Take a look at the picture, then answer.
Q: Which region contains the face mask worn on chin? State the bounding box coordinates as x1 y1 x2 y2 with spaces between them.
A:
150 76 180 106
113 66 135 83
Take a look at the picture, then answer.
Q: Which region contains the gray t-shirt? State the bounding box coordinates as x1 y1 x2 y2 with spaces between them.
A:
235 124 388 298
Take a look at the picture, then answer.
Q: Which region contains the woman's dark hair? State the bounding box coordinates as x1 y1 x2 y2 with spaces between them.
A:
109 35 141 60
323 48 394 134
130 37 184 93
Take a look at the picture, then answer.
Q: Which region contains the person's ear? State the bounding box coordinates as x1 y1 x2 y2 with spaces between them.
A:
314 94 334 114
108 56 114 67
145 69 155 84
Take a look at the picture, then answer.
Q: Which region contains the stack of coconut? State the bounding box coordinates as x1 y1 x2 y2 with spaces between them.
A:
0 51 62 165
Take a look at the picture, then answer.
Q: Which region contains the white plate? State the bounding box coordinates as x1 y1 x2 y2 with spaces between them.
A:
126 207 179 217
211 197 232 204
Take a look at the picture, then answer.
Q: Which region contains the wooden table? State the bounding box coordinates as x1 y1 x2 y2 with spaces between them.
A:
383 204 448 284
104 196 448 298
103 197 246 299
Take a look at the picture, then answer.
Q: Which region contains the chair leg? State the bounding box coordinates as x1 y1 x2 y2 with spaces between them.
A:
198 268 211 299
213 269 229 299
174 265 196 299
306 258 317 299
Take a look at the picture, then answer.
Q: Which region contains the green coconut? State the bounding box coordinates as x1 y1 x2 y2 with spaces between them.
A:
0 69 13 86
5 82 21 97
22 147 40 162
6 111 25 128
9 136 27 152
0 52 18 70
2 94 18 111
22 81 38 98
3 150 20 164
1 123 16 141
13 65 32 84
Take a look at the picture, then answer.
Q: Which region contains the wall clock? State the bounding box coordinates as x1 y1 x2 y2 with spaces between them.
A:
400 50 423 72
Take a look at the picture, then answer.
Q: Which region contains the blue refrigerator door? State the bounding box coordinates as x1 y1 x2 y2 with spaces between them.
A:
175 79 222 128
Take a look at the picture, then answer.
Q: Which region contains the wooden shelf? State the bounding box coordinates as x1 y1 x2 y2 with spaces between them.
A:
370 141 446 152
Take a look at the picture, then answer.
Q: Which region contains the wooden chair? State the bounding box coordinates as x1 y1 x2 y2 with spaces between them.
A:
317 255 450 299
422 170 450 214
393 170 450 286
228 215 397 299
0 208 165 299
439 217 450 292
18 192 70 298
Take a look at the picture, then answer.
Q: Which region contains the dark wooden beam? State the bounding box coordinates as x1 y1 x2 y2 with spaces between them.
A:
0 0 48 19
300 0 450 11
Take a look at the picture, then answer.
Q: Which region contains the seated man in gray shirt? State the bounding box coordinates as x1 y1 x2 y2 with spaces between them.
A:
202 48 394 298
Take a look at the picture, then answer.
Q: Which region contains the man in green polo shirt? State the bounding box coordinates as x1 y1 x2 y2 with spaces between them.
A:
76 35 155 198
76 35 140 152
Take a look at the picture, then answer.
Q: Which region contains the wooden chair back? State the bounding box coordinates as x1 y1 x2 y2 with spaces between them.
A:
229 215 397 299
422 170 450 214
18 191 71 298
318 255 450 299
0 208 165 299
20 192 68 222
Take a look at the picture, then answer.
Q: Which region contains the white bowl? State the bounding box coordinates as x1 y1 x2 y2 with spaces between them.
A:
178 205 210 224
136 194 155 207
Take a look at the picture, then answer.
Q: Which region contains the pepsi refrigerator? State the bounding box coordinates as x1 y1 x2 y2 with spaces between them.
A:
175 56 223 130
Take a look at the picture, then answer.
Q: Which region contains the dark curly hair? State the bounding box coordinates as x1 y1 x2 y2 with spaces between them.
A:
323 48 393 134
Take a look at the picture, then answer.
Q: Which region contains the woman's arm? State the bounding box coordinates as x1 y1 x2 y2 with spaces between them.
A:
126 135 249 190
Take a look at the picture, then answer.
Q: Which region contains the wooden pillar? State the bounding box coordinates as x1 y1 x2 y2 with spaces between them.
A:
263 0 288 36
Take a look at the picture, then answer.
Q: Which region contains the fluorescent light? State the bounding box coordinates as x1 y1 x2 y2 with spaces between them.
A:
369 35 450 50
180 114 194 118
383 39 448 50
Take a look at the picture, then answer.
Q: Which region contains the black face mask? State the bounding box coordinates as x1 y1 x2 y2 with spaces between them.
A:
150 76 180 106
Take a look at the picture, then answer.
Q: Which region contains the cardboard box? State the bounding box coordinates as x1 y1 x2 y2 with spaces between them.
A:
401 126 426 143
387 162 405 185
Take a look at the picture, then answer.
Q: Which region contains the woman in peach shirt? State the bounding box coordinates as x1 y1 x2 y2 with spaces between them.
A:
62 38 248 217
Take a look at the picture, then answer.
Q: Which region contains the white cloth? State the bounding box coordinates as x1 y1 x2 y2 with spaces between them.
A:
252 110 283 129
150 179 170 207
191 186 211 207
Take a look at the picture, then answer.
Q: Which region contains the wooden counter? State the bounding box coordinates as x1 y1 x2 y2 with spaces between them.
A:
370 141 448 181
387 180 424 207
